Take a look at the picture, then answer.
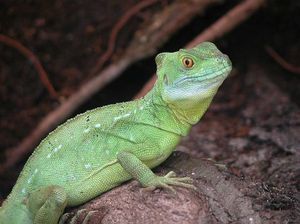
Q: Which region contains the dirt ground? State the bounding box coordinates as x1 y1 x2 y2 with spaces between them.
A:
0 0 299 223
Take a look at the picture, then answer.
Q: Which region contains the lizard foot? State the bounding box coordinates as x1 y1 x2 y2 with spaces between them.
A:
59 213 70 224
59 209 96 224
144 171 197 193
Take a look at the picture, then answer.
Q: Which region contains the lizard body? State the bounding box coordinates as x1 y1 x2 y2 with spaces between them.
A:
0 42 231 224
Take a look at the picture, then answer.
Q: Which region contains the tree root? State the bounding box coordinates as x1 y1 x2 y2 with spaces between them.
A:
0 34 58 99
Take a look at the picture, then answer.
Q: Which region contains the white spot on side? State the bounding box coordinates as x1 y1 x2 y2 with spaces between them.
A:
83 128 90 133
58 144 62 149
27 168 39 184
68 174 76 181
95 123 101 128
21 188 26 194
47 153 52 158
84 163 91 169
123 113 131 118
129 135 134 142
139 106 144 110
114 112 132 121
105 150 110 155
114 115 122 121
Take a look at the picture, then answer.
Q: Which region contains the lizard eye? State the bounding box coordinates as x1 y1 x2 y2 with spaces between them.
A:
182 57 194 68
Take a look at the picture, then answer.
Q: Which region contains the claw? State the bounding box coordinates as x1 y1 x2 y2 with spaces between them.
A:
169 179 197 190
82 211 96 224
67 209 96 224
172 177 194 183
70 209 87 224
59 213 71 224
142 186 156 192
161 183 176 194
165 171 176 178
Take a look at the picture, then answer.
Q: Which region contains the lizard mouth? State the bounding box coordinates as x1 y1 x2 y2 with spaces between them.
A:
173 65 231 87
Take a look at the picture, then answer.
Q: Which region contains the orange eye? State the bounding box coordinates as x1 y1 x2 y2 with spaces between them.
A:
182 57 194 68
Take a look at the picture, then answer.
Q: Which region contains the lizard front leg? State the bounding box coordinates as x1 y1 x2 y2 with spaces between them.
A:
27 185 67 224
117 151 196 192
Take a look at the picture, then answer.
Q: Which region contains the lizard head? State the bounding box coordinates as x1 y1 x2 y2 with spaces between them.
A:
155 42 232 109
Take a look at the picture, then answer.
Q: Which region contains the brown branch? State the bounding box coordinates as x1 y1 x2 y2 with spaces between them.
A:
90 0 161 75
186 0 266 48
0 34 59 99
134 0 266 99
265 46 300 74
0 0 217 174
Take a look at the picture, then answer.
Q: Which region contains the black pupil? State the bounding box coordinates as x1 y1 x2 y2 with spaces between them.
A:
185 59 190 66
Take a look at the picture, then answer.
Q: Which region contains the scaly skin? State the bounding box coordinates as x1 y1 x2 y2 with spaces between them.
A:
0 42 232 224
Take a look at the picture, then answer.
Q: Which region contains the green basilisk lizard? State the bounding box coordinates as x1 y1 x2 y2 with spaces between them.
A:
0 42 232 224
